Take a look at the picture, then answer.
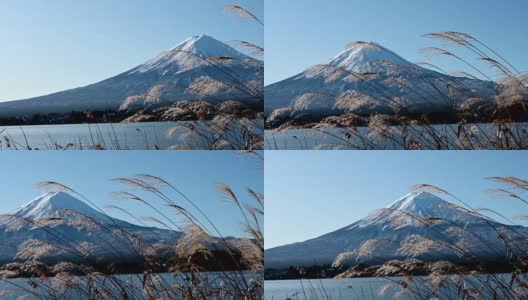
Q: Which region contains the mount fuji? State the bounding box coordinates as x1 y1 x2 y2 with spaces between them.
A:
265 191 528 269
0 192 182 264
0 35 263 117
264 42 497 121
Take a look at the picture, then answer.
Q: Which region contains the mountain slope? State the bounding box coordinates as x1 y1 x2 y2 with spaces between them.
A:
0 35 263 117
265 191 528 269
0 192 182 264
264 42 496 117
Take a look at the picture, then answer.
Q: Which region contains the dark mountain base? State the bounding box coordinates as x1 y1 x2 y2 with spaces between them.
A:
265 265 342 280
0 101 263 126
122 100 263 123
0 260 157 279
264 259 520 280
0 250 255 279
0 109 129 126
265 103 528 130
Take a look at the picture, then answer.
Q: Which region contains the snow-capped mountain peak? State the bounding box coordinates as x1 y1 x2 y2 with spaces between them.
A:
172 34 214 50
133 34 251 74
170 34 244 57
12 192 107 221
386 191 449 213
352 191 484 230
385 191 486 223
326 41 411 72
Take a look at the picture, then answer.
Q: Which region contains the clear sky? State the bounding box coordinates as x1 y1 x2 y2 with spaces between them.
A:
265 0 528 85
0 0 263 101
265 151 528 249
0 151 263 238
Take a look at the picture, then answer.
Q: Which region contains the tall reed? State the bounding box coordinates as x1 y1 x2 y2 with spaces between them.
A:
0 152 263 299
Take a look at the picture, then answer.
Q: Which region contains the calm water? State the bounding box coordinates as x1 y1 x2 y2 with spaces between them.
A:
265 277 391 300
265 274 514 300
264 123 528 150
0 120 263 150
0 271 261 300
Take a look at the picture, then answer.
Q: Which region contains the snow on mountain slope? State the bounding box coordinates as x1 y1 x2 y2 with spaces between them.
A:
264 41 497 116
0 35 263 117
265 192 528 269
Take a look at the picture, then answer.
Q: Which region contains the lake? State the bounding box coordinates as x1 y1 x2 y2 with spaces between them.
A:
0 271 261 300
264 122 528 150
265 274 516 300
0 120 263 150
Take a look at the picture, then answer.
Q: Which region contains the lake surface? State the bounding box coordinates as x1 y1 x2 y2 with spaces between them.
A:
265 122 528 150
265 277 390 300
0 271 261 300
265 274 515 300
0 120 263 150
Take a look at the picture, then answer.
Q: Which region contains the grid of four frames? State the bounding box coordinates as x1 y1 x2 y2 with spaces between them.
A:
0 1 527 299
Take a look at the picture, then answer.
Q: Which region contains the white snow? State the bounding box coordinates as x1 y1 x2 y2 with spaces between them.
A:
303 41 417 78
12 191 108 221
351 191 485 230
386 191 445 210
326 42 411 73
386 191 484 223
132 34 252 74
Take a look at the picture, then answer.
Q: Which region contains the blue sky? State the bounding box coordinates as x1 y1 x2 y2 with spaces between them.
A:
0 0 263 101
265 0 528 85
265 151 528 249
0 151 263 238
